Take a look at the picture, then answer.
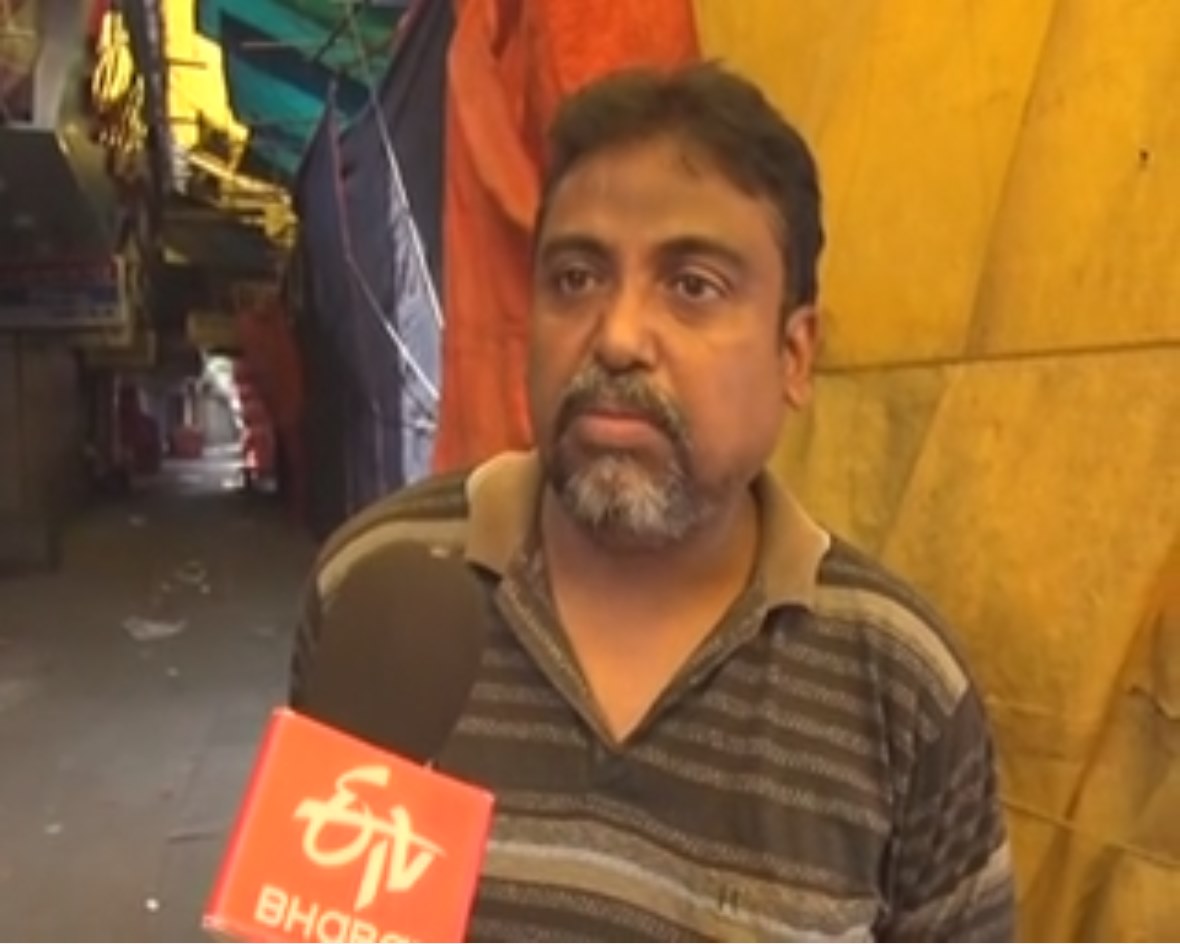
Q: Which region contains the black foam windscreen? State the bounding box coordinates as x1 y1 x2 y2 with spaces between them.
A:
297 541 492 763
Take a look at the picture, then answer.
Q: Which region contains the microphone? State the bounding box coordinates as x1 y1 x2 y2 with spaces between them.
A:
297 541 492 762
203 542 495 943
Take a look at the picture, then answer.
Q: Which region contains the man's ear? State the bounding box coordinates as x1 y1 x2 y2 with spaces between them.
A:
780 304 820 409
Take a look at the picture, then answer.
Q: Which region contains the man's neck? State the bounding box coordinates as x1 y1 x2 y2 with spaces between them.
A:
538 484 761 605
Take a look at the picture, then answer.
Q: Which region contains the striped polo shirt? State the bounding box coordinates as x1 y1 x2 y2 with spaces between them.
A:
291 451 1015 942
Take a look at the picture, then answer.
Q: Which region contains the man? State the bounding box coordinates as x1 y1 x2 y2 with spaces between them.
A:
291 63 1016 942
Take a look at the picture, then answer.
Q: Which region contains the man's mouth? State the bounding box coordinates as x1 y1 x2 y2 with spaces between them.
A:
555 380 684 449
580 405 656 423
570 408 666 446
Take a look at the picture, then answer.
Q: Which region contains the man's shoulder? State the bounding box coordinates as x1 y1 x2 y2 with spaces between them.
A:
811 535 979 716
313 467 476 594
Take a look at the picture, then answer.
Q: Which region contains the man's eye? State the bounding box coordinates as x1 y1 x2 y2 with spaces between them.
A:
553 267 598 295
670 272 724 303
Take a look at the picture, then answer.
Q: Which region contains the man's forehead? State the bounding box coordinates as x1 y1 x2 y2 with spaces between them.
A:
539 150 780 258
551 135 726 200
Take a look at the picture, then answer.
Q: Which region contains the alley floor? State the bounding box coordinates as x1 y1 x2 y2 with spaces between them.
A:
0 459 316 941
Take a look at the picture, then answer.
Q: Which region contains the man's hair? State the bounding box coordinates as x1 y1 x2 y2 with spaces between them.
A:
536 62 825 307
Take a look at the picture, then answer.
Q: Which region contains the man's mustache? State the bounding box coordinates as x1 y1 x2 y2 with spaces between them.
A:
555 368 688 446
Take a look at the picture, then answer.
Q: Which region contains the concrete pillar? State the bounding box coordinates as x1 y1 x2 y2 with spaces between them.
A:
0 334 86 572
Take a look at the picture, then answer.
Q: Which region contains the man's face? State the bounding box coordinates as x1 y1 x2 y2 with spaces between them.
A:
528 135 817 548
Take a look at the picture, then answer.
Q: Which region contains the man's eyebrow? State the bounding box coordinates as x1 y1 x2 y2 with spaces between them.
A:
537 233 749 270
536 234 610 265
656 235 749 273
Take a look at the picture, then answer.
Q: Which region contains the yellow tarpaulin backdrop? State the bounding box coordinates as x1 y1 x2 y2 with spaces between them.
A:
694 0 1180 939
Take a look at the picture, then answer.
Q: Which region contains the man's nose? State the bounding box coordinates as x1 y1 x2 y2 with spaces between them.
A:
593 283 657 371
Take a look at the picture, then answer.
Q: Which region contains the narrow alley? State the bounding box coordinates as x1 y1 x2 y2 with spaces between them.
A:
0 462 314 941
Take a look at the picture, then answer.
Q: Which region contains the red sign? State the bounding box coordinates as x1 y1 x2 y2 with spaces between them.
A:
204 709 494 943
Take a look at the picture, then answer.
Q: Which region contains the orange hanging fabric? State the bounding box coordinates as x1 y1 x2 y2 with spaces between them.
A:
432 0 700 473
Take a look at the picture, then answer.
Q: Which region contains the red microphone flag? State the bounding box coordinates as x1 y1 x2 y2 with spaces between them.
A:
204 708 494 943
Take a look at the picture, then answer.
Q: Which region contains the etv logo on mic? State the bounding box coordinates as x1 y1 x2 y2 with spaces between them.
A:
294 765 445 912
204 709 494 943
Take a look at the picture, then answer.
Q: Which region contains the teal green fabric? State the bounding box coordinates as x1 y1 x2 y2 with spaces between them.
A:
196 0 409 178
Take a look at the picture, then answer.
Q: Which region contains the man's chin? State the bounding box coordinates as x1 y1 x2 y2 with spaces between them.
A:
553 457 697 549
557 450 659 493
555 437 661 475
